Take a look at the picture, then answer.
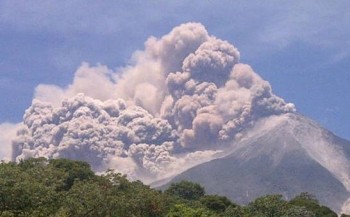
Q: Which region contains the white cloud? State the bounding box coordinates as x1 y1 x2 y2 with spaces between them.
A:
258 1 350 50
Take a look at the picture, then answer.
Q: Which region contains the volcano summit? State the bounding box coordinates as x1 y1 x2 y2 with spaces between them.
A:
162 113 350 213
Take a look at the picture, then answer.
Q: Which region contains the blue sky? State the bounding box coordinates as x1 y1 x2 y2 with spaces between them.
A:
0 0 349 140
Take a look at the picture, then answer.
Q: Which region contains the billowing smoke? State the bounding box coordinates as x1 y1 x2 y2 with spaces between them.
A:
0 123 20 162
11 23 295 182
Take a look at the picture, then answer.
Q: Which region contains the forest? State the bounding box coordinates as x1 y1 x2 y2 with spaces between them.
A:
0 158 347 217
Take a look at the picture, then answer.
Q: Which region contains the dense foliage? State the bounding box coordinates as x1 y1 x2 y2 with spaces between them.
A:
0 158 344 216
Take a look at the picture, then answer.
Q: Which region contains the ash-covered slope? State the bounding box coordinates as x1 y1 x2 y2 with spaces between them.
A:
164 113 350 213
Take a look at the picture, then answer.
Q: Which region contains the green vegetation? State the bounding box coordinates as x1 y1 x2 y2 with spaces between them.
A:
0 158 345 216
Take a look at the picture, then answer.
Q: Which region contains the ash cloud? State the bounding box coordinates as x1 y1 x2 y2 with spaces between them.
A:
182 37 240 86
0 123 20 162
11 22 295 182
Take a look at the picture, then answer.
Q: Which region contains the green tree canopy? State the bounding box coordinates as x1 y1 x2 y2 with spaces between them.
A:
165 180 205 201
200 195 234 213
289 192 337 217
248 194 289 217
0 158 345 217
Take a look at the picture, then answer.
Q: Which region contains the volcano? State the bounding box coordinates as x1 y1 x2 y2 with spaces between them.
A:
7 22 350 214
161 113 350 213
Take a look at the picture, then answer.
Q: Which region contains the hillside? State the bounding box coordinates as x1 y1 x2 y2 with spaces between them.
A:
163 113 350 213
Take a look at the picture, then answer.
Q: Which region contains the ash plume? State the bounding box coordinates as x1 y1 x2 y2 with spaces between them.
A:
11 23 295 182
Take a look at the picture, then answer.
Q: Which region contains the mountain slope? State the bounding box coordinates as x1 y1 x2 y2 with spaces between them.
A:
164 113 350 213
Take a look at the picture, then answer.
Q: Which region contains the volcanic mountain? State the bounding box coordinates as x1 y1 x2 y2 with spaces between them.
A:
161 113 350 213
7 22 350 213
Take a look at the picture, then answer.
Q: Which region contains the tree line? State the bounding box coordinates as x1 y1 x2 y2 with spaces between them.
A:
0 158 347 217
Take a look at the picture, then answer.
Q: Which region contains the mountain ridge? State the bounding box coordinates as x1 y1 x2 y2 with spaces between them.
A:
161 113 350 213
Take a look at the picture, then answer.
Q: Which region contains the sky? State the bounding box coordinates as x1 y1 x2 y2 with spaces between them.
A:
0 0 349 141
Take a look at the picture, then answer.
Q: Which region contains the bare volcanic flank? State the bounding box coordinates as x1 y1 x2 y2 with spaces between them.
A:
162 113 350 213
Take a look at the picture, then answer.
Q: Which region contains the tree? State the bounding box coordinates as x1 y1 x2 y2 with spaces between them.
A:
221 205 249 217
62 180 108 217
0 158 340 216
165 180 205 201
0 160 61 216
49 158 95 190
101 170 166 217
200 195 234 213
289 192 337 217
248 194 289 217
282 206 316 217
166 204 213 217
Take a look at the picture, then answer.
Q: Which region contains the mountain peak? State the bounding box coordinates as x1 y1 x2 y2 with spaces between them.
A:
164 113 350 213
